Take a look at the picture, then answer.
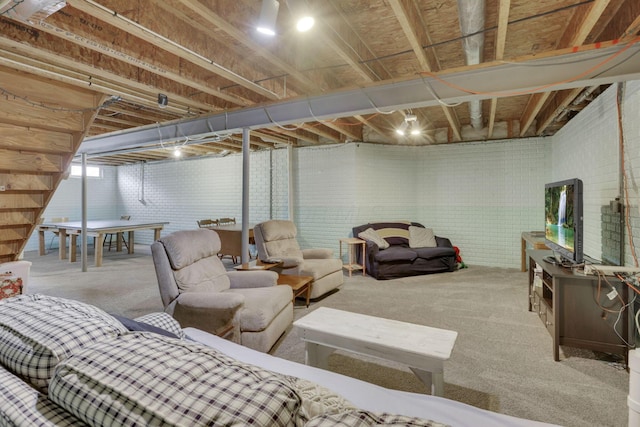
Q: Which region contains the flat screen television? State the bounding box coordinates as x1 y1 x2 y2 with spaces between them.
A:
544 178 584 265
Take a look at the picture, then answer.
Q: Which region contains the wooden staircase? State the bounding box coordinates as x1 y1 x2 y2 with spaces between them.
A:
0 66 104 263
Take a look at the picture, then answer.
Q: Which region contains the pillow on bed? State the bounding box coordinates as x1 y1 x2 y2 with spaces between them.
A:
49 333 353 427
409 226 437 248
358 228 389 249
0 294 127 391
111 313 182 339
134 312 185 339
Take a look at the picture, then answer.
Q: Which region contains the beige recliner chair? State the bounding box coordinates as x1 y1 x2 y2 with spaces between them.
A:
151 228 293 352
253 220 344 300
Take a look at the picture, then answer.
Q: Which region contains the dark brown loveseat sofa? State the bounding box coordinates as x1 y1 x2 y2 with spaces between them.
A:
352 221 457 280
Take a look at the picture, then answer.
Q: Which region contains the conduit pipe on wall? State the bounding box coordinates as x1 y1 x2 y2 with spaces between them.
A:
616 82 631 266
287 144 294 221
458 0 485 130
242 127 251 264
81 152 88 272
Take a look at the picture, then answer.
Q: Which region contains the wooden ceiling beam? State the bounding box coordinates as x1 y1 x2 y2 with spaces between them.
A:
388 0 436 72
93 114 152 127
319 1 392 82
0 41 202 116
322 120 362 142
536 0 631 135
296 1 413 141
411 111 436 144
101 106 179 122
488 98 498 138
252 131 289 146
65 0 278 101
265 128 318 146
440 107 462 142
173 0 319 95
558 0 611 48
355 115 388 141
388 0 459 141
519 92 550 136
88 122 121 132
622 14 640 41
535 88 583 135
228 135 274 150
170 1 358 145
32 17 251 107
488 0 511 139
209 140 242 152
302 123 342 143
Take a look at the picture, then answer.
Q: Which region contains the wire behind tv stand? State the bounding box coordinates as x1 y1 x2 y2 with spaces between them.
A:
528 250 631 365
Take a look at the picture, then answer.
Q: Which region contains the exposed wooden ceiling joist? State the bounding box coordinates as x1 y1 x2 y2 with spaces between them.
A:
0 0 638 165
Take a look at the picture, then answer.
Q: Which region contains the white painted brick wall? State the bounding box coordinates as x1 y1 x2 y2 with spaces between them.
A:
552 83 622 264
24 140 550 267
414 138 550 267
292 144 358 253
26 80 640 269
23 166 119 251
620 81 640 266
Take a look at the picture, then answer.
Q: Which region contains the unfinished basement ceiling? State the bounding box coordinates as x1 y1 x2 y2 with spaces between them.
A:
1 0 639 165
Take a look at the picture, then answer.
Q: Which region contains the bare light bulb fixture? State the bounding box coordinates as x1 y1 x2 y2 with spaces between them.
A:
157 93 168 109
409 120 421 136
396 114 420 136
256 0 279 36
173 147 182 157
395 121 409 136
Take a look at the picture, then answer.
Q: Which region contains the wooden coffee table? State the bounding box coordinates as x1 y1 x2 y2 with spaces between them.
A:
233 260 282 270
293 307 458 396
277 274 313 307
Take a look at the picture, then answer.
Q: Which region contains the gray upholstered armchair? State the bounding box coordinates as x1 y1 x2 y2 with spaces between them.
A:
151 228 293 352
253 220 343 300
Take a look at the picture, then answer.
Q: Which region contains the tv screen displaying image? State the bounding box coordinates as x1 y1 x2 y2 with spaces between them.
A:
544 178 583 264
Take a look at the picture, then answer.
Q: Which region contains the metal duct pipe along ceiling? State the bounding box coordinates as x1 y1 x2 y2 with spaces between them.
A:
457 0 485 130
78 42 640 155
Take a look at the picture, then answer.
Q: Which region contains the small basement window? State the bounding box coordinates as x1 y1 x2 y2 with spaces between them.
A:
70 164 101 178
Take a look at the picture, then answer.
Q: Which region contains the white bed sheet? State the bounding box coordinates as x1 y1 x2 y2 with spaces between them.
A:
184 328 559 427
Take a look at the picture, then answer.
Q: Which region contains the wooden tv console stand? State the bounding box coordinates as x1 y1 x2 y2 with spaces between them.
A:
527 250 631 364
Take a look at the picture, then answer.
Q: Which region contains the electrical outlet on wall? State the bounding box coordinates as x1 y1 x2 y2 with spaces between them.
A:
0 186 5 191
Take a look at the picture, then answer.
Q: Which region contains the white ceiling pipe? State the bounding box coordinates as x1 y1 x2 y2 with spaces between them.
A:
458 0 485 130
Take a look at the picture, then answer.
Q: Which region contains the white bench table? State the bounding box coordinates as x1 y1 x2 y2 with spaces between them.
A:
293 307 458 396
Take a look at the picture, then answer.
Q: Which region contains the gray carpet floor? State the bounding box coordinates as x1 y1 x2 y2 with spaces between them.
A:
22 246 629 427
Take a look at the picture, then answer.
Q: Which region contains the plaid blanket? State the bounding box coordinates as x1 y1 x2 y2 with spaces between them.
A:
0 364 86 427
49 332 355 426
0 294 127 391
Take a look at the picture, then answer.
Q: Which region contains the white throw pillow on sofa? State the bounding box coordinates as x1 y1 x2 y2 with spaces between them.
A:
409 226 437 248
358 228 389 249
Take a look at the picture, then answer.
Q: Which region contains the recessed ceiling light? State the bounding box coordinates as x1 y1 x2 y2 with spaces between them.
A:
296 16 314 32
